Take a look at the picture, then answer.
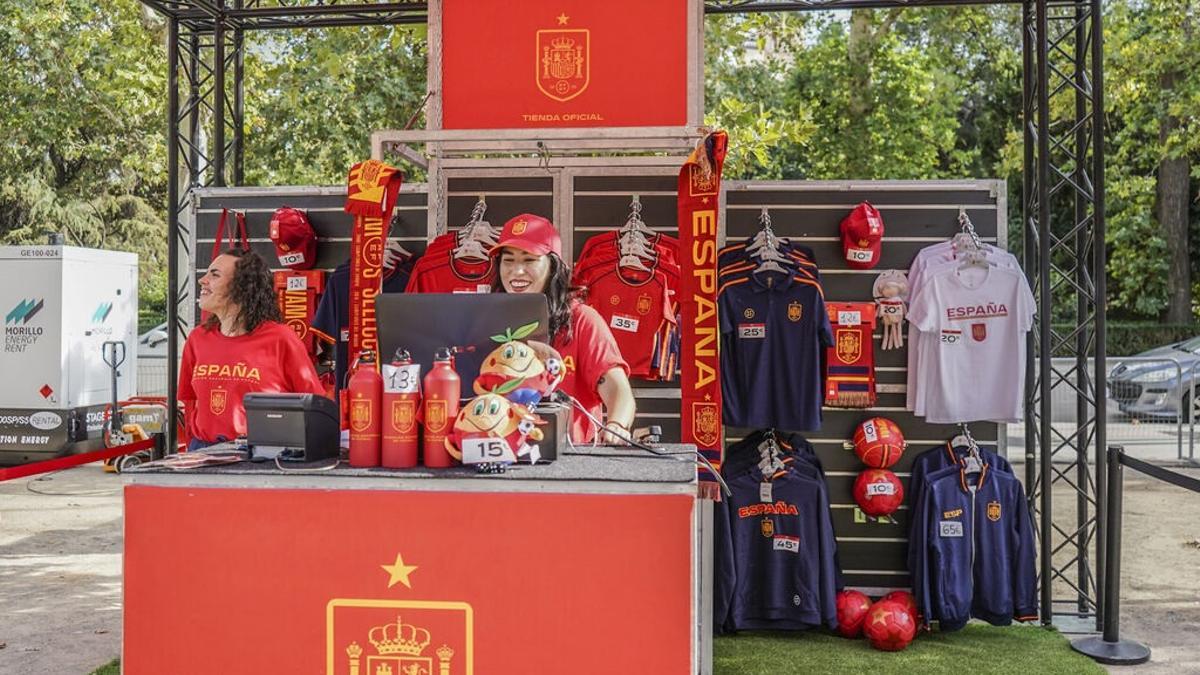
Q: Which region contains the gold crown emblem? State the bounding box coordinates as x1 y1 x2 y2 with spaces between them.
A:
551 36 575 49
368 616 431 656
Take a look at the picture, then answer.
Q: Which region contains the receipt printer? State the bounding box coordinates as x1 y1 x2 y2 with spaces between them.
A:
243 393 340 462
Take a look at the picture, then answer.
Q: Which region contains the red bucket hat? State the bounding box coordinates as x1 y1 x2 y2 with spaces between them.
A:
493 214 562 258
840 202 885 270
269 206 317 269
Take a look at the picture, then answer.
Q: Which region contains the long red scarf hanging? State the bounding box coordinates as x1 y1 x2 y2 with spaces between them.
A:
273 270 326 359
678 131 728 496
824 301 877 408
344 160 403 366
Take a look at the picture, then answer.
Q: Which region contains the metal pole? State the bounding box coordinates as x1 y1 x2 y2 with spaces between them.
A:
187 33 201 188
1021 0 1038 504
1071 447 1150 664
213 8 227 187
1091 0 1108 631
166 18 180 455
1036 0 1055 627
233 0 245 185
1074 0 1090 618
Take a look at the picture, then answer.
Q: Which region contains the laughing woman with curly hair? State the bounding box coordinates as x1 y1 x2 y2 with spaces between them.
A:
178 248 324 451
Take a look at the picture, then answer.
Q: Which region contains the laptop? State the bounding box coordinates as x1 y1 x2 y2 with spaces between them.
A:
375 293 550 387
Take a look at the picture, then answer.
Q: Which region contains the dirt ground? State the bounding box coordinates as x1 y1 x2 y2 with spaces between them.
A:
0 463 1196 674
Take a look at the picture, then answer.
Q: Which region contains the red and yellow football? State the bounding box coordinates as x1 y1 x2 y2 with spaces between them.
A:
853 469 905 517
852 417 906 468
835 589 873 638
862 599 917 651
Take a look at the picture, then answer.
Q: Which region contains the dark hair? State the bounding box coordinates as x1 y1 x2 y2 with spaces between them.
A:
202 247 282 333
492 251 580 344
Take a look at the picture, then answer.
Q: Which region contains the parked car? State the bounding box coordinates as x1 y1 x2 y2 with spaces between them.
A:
1108 336 1200 421
138 322 169 358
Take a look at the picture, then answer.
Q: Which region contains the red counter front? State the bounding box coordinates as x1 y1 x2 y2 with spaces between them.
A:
123 465 702 674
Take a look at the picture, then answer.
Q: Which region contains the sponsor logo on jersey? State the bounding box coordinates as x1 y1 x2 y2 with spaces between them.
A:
787 301 803 322
987 500 1002 522
943 508 963 519
609 294 621 306
945 302 1009 321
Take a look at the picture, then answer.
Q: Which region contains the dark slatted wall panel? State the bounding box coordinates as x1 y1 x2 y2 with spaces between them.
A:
191 185 428 323
571 171 685 442
721 180 1007 593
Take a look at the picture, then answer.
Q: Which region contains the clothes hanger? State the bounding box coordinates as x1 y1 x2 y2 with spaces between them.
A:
452 196 496 261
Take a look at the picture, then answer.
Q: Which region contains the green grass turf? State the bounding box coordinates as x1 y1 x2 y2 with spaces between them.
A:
714 624 1104 675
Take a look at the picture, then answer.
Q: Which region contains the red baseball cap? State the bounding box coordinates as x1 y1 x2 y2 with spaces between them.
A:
494 213 562 258
840 202 884 270
269 206 317 270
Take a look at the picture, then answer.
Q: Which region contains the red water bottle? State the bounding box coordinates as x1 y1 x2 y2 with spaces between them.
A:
381 349 421 468
422 348 460 468
347 350 382 467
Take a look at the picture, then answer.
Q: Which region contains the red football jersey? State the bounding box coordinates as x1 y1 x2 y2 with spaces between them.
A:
178 321 325 443
583 264 676 378
406 232 496 293
554 302 630 443
573 231 679 288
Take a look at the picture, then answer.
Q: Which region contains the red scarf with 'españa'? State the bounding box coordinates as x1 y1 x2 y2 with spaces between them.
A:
344 160 403 366
678 131 728 496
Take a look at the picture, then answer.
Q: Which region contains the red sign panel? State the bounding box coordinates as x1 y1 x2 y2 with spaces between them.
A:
124 486 694 674
439 0 690 129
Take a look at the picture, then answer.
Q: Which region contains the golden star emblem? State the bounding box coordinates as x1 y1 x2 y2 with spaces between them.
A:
381 552 418 589
704 394 712 401
701 197 710 204
556 13 569 25
871 609 889 626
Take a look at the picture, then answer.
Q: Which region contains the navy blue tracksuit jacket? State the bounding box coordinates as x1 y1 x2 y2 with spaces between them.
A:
911 464 1038 631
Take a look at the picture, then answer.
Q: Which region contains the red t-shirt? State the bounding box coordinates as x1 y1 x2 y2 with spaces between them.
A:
405 232 496 293
178 321 326 443
553 303 630 443
582 266 676 378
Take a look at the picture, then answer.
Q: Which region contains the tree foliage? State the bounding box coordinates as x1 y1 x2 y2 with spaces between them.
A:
0 2 1197 325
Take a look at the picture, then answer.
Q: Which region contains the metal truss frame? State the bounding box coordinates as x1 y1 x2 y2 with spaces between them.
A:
141 0 1105 631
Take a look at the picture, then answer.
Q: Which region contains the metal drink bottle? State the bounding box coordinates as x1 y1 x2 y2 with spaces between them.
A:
381 349 421 468
347 350 383 467
422 348 460 468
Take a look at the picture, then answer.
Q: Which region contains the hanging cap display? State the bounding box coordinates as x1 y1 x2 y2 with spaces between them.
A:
269 206 318 270
840 202 885 270
493 213 562 258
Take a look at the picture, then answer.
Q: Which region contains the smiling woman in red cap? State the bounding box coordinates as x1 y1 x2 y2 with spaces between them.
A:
491 214 636 445
177 248 325 451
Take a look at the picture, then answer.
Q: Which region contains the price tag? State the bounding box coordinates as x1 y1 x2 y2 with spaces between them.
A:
610 314 640 333
940 521 964 538
278 251 306 267
838 310 862 326
286 275 308 291
866 482 896 497
759 482 773 503
862 420 879 443
738 323 766 339
773 535 800 553
460 437 517 464
381 363 421 394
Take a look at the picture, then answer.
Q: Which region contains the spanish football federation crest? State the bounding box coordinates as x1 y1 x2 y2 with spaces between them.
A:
688 164 718 197
836 329 862 364
972 323 987 342
392 399 417 434
787 301 803 322
760 517 775 538
691 401 720 447
510 218 528 235
425 400 448 433
987 500 1002 522
536 18 589 102
209 388 227 415
635 294 653 316
327 552 473 674
351 397 373 432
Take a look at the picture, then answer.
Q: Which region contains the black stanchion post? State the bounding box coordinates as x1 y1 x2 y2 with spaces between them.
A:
1071 446 1151 664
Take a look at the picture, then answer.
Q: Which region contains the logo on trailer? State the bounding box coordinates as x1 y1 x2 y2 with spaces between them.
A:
6 298 44 325
987 500 1002 522
91 302 113 324
536 18 589 102
787 301 803 322
836 329 861 364
635 294 652 316
209 389 227 415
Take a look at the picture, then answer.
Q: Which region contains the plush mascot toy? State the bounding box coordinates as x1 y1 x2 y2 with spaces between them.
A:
445 381 546 466
473 321 562 406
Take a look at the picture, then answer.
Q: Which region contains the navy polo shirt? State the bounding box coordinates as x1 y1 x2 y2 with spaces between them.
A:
719 270 834 431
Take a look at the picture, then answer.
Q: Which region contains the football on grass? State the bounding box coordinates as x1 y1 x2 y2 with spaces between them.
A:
835 589 873 638
862 599 917 651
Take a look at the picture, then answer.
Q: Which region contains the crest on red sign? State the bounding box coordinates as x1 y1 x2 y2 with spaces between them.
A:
536 26 589 102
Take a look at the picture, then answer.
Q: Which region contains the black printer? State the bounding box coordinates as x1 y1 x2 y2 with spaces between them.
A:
243 393 340 461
